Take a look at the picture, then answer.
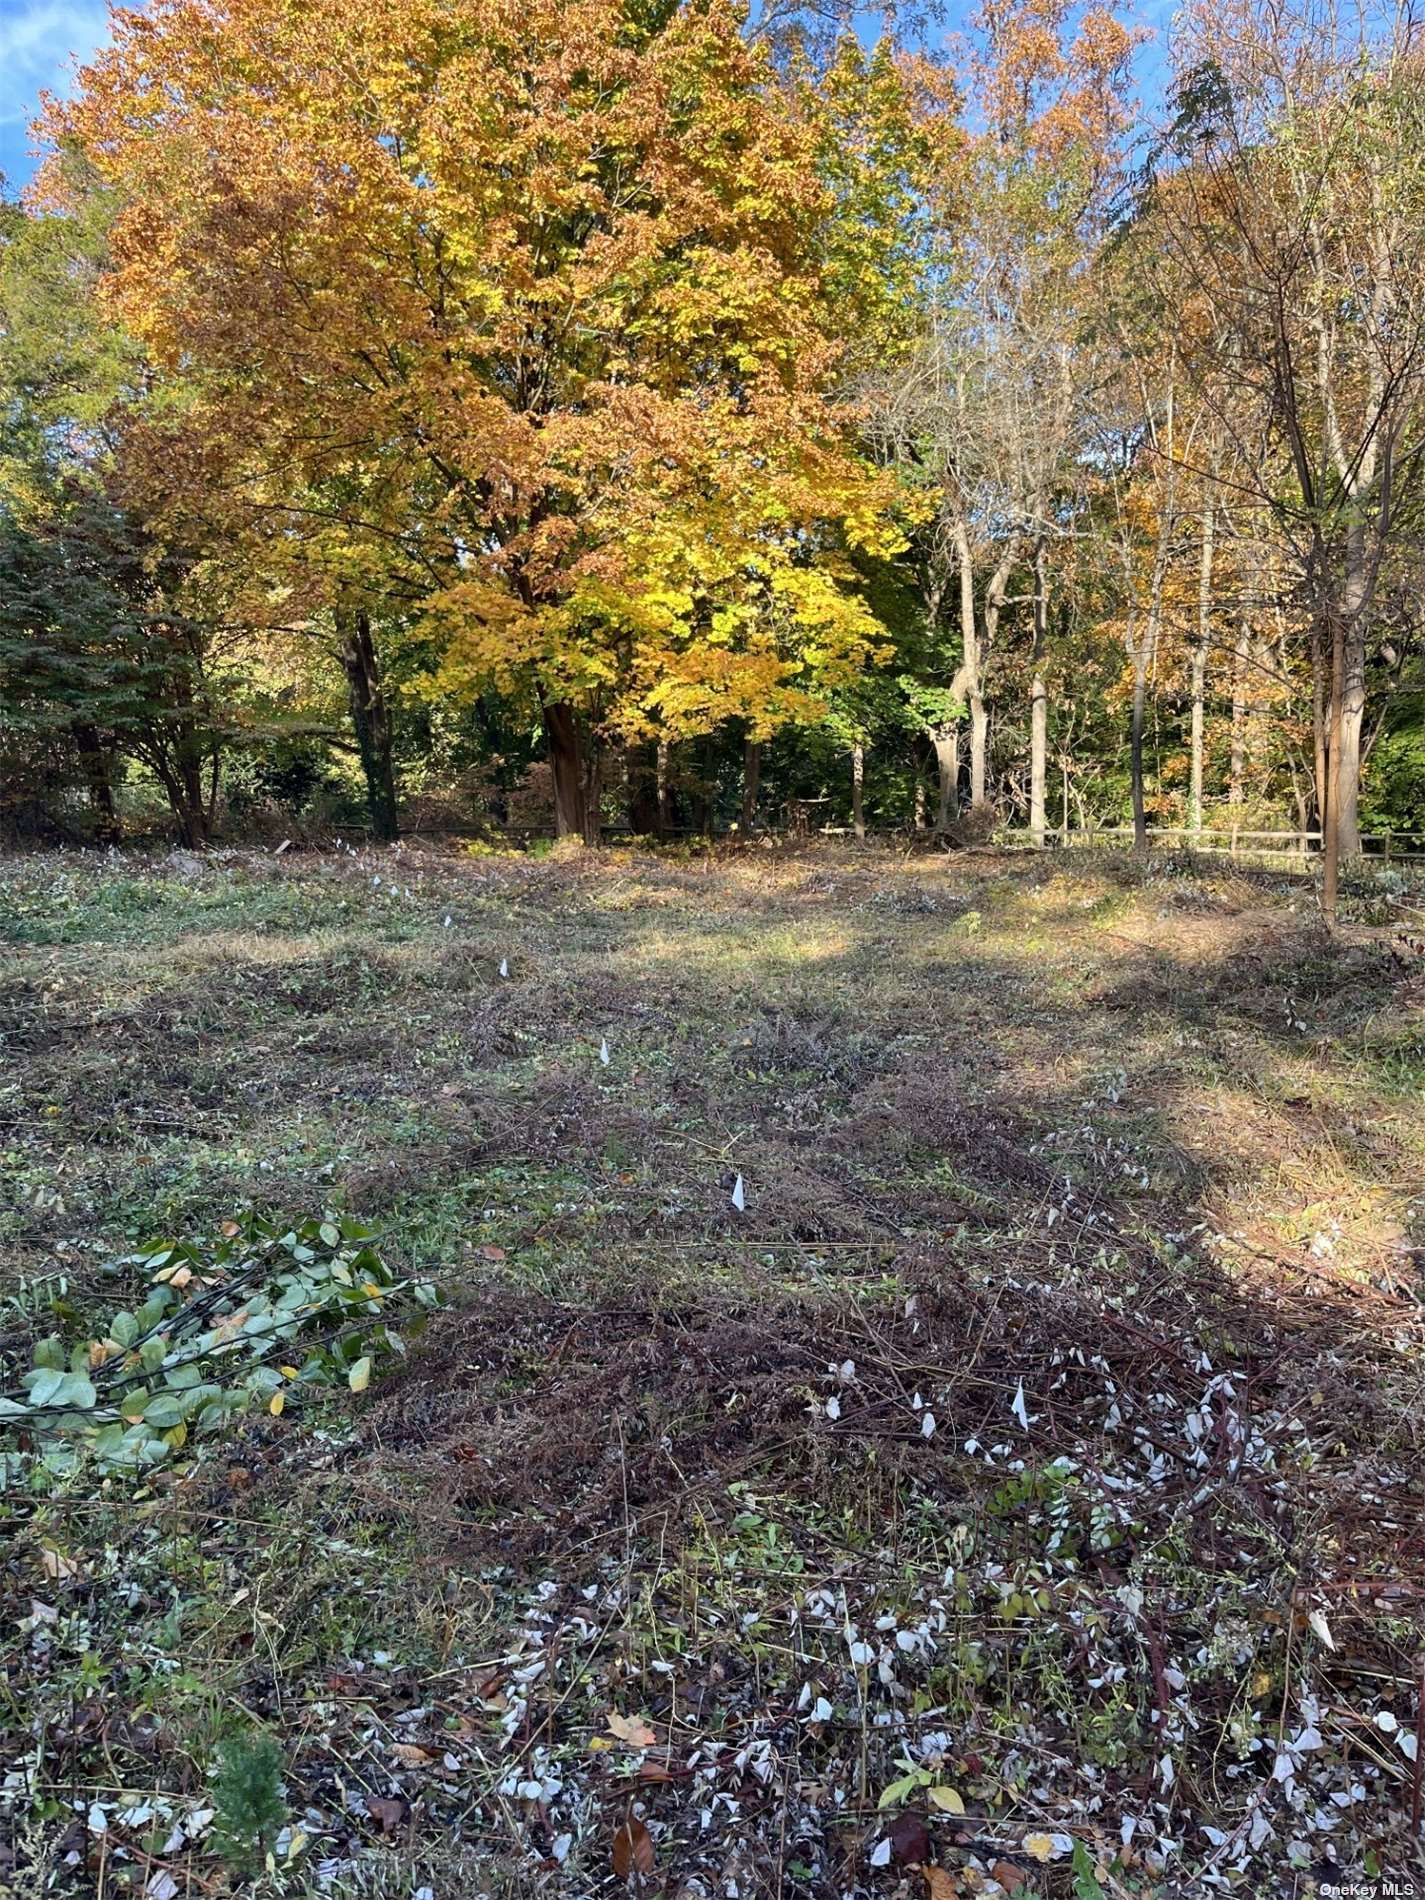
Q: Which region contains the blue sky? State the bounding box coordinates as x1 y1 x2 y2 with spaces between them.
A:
0 0 110 186
0 0 1176 192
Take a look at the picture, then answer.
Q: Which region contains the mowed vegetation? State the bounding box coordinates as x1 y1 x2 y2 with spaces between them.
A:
3 841 1424 1896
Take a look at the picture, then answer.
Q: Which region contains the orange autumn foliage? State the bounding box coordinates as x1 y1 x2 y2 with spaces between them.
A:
47 0 906 745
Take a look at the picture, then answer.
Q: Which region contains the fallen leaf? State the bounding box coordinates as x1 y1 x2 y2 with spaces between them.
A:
991 1862 1026 1893
40 1547 82 1583
390 1743 434 1767
924 1871 960 1900
611 1816 655 1878
606 1710 658 1748
348 1356 372 1394
928 1786 965 1815
477 1244 507 1263
365 1795 404 1833
889 1811 931 1865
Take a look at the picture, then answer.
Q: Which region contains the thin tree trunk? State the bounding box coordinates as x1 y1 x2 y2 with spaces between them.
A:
656 739 670 840
1131 548 1169 854
952 521 989 811
1127 346 1177 856
1029 537 1048 847
1336 526 1368 859
1292 772 1310 863
741 739 761 831
338 608 398 843
1311 614 1328 837
155 753 210 849
914 779 927 830
974 551 1015 813
1131 648 1150 853
1229 618 1250 810
581 731 602 847
969 697 989 810
933 729 958 830
851 742 865 839
1324 599 1346 922
1189 500 1213 834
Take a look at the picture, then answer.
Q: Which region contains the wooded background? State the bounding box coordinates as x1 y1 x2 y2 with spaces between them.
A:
3 0 1423 917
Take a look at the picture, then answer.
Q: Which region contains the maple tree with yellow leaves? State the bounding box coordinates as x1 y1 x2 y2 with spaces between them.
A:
48 0 910 838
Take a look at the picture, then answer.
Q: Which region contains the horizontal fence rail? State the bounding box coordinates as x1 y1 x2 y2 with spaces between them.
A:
993 824 1425 866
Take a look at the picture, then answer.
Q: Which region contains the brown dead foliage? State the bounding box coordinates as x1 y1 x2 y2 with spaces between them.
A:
348 1218 1425 1612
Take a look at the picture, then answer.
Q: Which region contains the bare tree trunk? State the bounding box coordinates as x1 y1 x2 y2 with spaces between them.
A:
1124 346 1178 856
851 742 865 838
1029 537 1048 847
581 733 602 847
1189 500 1213 833
153 750 212 849
933 729 958 830
656 739 670 840
1131 542 1170 854
1229 618 1250 810
1335 526 1368 859
543 700 588 842
1130 647 1150 853
741 739 761 831
914 779 927 830
1323 601 1345 921
338 608 398 842
1310 620 1327 839
969 697 989 810
1292 773 1311 862
952 521 993 811
974 556 1013 812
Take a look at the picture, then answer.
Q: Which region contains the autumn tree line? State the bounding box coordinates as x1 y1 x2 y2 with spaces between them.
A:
2 0 1422 911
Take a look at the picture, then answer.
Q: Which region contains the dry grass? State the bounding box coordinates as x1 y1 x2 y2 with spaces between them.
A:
2 840 1424 1898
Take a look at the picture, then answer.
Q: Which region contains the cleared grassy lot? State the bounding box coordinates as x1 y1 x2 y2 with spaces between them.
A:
2 842 1423 1898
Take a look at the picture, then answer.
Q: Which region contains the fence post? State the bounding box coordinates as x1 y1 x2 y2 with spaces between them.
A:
1384 830 1392 862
